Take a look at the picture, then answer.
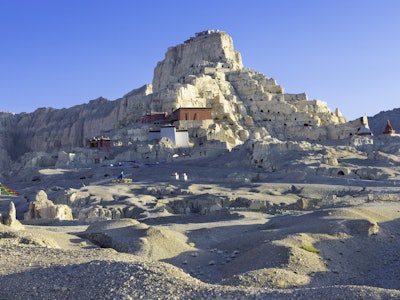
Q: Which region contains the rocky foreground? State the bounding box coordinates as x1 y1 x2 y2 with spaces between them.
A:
1 152 400 299
1 202 400 300
1 241 399 300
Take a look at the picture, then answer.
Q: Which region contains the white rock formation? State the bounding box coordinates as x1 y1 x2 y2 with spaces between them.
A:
0 30 371 172
24 190 73 221
1 201 24 230
152 30 243 93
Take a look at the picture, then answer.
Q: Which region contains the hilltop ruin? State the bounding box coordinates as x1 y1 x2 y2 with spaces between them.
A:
0 30 383 173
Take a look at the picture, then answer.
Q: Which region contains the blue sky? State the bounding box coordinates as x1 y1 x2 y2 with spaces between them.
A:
1 0 399 120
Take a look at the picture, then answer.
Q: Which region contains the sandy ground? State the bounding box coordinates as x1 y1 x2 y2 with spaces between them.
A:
1 155 400 299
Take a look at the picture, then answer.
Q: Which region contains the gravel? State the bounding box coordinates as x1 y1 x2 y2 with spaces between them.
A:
1 241 399 300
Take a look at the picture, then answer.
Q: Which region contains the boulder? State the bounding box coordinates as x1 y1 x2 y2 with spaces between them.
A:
294 198 309 210
248 200 268 211
1 201 24 230
24 190 73 221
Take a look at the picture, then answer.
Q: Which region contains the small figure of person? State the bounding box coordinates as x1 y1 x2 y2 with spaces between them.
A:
117 171 124 182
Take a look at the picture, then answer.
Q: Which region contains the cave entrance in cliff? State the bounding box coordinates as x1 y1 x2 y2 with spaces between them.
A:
337 170 345 176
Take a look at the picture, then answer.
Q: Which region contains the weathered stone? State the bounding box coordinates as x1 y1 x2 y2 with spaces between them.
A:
1 202 24 230
77 206 125 222
294 198 309 210
322 156 338 166
153 31 243 93
24 190 73 221
355 168 390 181
167 194 230 215
249 200 268 211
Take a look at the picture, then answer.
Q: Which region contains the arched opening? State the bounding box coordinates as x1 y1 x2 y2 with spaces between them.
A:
337 170 345 176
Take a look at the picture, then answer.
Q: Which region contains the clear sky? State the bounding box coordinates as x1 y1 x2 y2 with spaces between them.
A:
1 0 399 120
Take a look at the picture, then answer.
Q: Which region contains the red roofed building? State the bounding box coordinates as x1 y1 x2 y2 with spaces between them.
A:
140 112 167 124
172 107 212 121
88 136 111 151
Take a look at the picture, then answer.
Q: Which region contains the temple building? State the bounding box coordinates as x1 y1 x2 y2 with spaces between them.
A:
172 107 212 121
148 125 189 147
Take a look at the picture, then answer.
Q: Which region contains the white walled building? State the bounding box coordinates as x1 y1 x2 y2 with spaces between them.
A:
148 125 189 147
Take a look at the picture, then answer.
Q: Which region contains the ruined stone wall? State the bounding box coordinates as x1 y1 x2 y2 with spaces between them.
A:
152 31 243 93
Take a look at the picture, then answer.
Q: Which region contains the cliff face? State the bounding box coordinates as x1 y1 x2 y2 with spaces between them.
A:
0 113 15 171
1 85 153 156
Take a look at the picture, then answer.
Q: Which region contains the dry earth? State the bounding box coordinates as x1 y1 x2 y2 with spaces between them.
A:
1 154 400 299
